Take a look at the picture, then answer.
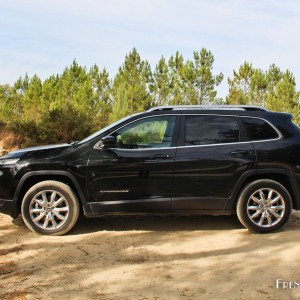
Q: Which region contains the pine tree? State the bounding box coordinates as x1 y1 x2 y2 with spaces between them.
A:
227 62 254 104
111 48 153 121
192 49 223 104
250 69 268 106
22 74 43 123
110 83 130 122
89 65 112 129
0 84 13 123
181 59 197 104
151 56 172 106
168 51 184 105
227 62 300 124
266 70 300 123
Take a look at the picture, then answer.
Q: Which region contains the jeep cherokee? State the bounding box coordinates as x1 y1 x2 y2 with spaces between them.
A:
0 105 299 235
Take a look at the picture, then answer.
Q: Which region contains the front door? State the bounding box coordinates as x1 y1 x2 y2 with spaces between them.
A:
87 115 179 213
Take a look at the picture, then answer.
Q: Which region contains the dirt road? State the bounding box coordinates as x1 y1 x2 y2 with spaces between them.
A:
0 212 300 300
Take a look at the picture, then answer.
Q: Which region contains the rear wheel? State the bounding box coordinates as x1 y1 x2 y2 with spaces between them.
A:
21 180 79 235
237 179 292 233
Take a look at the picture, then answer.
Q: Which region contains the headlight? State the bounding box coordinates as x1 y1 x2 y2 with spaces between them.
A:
0 158 20 165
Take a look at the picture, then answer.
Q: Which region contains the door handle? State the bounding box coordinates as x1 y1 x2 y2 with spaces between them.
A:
230 150 252 156
148 154 171 160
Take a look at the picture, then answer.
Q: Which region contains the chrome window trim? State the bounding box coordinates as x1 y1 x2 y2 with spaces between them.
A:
175 140 253 149
181 114 282 146
94 113 282 151
102 140 251 151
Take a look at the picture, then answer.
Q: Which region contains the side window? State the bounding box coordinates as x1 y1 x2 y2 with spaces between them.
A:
112 115 176 149
184 115 240 146
242 117 279 141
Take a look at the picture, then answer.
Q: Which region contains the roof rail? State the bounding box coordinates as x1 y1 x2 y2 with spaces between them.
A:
147 105 268 112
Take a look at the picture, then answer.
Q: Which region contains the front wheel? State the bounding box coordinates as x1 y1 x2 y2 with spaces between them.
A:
21 180 79 235
237 179 292 233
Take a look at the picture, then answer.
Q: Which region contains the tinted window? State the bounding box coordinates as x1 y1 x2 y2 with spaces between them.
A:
112 115 176 149
184 115 240 146
242 117 279 141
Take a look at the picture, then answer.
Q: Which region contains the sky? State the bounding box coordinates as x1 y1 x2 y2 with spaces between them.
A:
1 0 300 99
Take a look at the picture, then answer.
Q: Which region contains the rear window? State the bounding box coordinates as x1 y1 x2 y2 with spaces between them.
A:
184 115 240 145
242 117 279 141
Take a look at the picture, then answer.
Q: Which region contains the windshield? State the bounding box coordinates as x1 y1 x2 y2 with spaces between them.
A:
79 112 143 144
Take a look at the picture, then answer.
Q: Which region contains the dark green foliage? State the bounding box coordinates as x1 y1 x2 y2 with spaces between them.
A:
151 56 171 106
110 48 153 122
0 60 112 145
227 62 300 122
0 48 299 148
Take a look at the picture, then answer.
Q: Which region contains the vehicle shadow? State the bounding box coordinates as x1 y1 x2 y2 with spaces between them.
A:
70 214 244 235
11 211 300 235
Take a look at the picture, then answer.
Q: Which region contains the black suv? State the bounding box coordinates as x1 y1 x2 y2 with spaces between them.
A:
1 105 300 235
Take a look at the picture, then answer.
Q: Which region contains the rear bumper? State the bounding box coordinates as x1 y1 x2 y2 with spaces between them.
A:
0 198 18 218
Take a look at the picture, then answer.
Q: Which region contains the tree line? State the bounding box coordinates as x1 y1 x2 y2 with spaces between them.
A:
0 47 299 146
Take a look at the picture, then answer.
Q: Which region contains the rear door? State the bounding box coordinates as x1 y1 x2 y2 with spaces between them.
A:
172 114 256 210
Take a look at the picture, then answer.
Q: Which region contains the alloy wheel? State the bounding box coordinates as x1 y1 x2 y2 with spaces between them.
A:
247 188 285 227
29 190 70 230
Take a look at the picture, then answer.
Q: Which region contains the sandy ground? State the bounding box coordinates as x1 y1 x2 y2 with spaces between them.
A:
0 212 300 300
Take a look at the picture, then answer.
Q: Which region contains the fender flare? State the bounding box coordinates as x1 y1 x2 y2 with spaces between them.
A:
13 170 92 215
225 169 300 210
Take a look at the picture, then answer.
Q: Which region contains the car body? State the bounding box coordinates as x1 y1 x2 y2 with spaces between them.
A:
0 105 300 235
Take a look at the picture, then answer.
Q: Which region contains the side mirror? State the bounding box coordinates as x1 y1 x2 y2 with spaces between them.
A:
98 135 116 149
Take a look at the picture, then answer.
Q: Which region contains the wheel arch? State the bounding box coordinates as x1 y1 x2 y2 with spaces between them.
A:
13 171 91 218
226 170 300 210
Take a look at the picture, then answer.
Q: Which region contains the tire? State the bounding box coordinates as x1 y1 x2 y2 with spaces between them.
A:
21 180 79 236
237 179 292 233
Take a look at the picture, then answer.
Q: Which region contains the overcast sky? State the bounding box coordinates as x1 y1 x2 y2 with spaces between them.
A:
1 0 300 98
